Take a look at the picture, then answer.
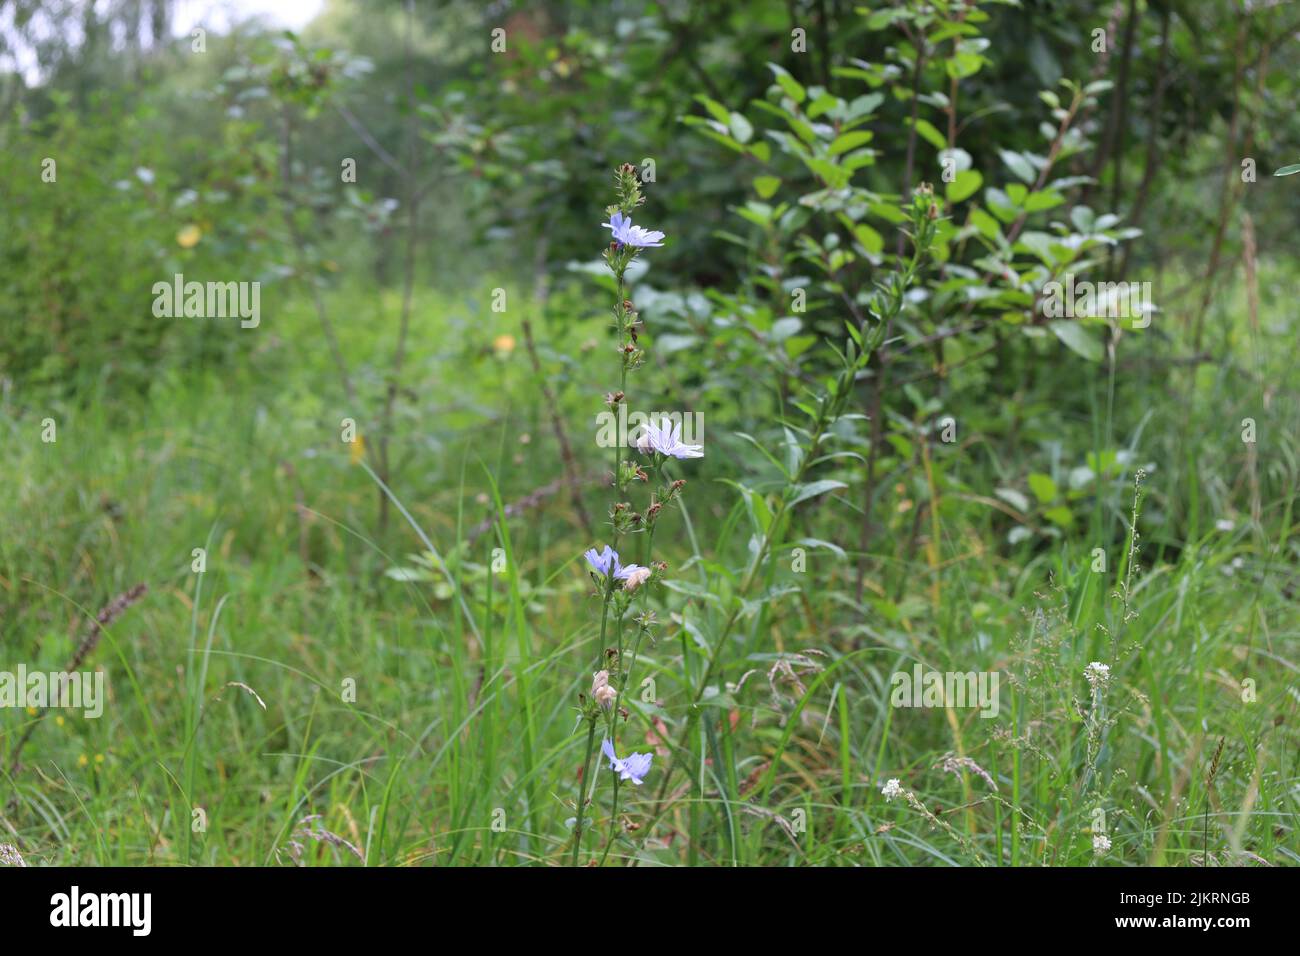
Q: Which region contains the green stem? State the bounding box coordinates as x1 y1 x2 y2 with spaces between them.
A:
599 776 622 867
599 624 647 867
596 576 614 664
597 461 663 866
570 718 599 866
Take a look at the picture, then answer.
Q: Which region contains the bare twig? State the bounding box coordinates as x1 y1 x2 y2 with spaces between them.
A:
521 234 594 537
465 471 604 546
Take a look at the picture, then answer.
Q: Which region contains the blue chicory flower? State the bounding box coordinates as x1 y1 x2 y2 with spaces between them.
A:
584 545 621 577
584 547 652 591
602 211 665 249
602 738 653 785
631 417 703 459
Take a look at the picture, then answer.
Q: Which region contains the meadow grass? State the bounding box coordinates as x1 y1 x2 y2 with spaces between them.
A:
1 261 1296 867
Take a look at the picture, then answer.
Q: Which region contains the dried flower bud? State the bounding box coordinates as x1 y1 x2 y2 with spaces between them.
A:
621 565 651 591
594 683 617 709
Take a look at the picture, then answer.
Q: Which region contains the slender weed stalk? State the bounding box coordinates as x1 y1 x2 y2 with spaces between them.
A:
569 165 688 865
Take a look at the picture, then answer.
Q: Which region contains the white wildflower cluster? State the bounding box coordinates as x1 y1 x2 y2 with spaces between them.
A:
1084 661 1111 690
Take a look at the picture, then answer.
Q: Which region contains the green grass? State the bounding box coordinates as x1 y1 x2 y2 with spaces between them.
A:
1 265 1296 867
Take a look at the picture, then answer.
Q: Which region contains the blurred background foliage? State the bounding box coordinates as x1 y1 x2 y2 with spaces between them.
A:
4 0 1293 548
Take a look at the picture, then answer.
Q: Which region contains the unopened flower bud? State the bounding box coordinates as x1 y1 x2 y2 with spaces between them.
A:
590 669 617 710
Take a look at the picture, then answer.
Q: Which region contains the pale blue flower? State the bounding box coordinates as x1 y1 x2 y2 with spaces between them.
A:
602 738 653 785
584 545 621 577
602 211 665 249
631 417 703 459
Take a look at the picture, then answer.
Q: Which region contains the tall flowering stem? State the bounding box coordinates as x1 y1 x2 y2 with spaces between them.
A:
570 165 677 865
